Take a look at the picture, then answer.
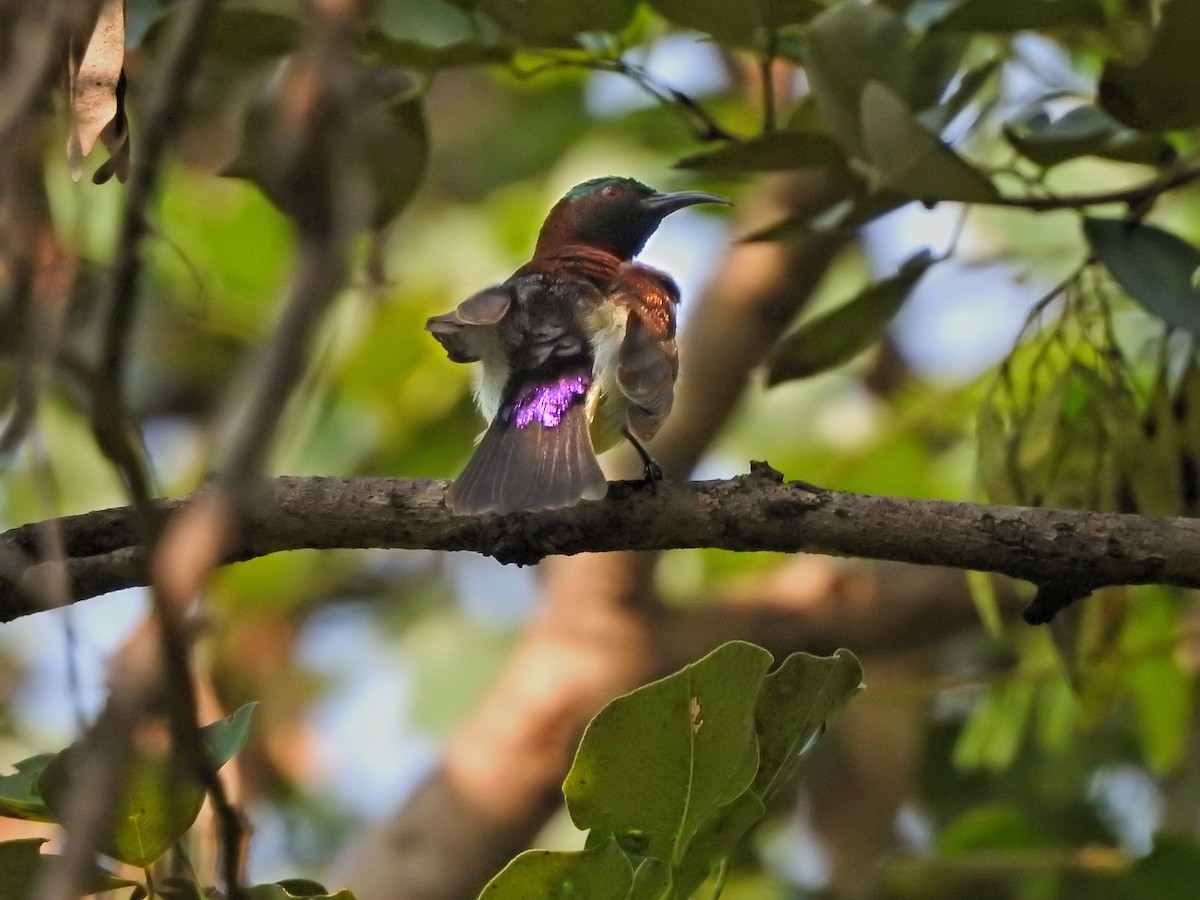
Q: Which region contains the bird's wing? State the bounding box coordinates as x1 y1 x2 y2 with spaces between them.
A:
425 285 513 363
614 263 680 442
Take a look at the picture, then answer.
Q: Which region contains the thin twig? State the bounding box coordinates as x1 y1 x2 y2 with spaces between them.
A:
989 161 1200 212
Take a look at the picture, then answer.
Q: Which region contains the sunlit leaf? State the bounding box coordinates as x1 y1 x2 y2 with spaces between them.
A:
563 642 772 855
246 883 354 900
1100 0 1200 130
477 840 633 899
806 1 913 155
764 249 935 384
1005 106 1174 169
675 131 847 173
0 754 55 822
860 81 1000 203
1084 218 1200 336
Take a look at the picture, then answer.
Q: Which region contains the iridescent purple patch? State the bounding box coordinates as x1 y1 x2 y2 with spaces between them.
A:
512 374 590 428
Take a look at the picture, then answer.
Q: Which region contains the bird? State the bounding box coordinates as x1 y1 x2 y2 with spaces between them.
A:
425 176 729 515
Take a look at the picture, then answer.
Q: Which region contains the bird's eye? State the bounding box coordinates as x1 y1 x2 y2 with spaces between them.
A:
601 185 620 198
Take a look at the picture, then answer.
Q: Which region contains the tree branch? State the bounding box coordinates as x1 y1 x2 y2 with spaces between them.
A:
2 468 1196 623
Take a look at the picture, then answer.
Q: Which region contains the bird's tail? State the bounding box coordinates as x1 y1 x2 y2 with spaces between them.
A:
446 375 607 515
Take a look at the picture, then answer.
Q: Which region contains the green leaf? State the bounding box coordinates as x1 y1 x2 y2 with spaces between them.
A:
478 0 636 45
1005 105 1174 169
1100 0 1200 130
938 804 1047 853
675 131 848 173
764 250 935 384
223 64 428 232
740 191 908 242
0 754 55 822
0 839 49 900
563 641 772 859
1124 836 1200 900
477 840 633 900
860 81 1000 203
40 705 257 868
752 649 863 799
202 701 259 767
671 791 765 899
645 0 759 45
1084 218 1200 336
933 0 1104 31
0 838 138 900
358 32 516 70
1120 588 1191 772
144 5 302 61
952 677 1037 772
246 886 354 900
806 1 913 155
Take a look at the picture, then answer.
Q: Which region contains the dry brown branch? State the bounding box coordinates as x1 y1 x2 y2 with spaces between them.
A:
1 471 1194 622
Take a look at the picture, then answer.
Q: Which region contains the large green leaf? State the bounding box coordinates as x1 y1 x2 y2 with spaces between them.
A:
1005 105 1174 169
675 131 847 173
752 649 863 799
1084 218 1200 336
0 838 137 900
806 1 913 155
764 250 935 384
932 0 1104 31
563 642 772 858
40 704 257 868
1120 588 1191 773
1100 0 1200 130
670 791 765 899
860 81 1000 203
478 840 633 900
358 32 515 70
0 754 55 822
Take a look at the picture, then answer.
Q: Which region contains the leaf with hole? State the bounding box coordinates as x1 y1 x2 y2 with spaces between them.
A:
765 250 935 384
1084 218 1200 337
563 641 772 861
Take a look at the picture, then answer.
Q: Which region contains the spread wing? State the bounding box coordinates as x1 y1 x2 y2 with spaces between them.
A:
425 286 512 363
614 264 680 442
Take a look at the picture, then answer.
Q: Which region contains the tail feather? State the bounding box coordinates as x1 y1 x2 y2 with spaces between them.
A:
446 401 607 515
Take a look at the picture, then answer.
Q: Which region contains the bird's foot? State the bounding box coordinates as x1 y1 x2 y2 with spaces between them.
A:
624 427 664 494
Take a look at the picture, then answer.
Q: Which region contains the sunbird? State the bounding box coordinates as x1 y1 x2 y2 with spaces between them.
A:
427 176 729 514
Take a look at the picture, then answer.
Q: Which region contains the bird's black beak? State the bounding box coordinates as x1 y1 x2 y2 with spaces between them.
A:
640 190 731 218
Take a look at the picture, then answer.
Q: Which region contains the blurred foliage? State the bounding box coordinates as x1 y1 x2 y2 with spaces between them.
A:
2 0 1200 897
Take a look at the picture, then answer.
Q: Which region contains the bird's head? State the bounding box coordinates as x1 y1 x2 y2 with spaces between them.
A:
534 176 729 260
